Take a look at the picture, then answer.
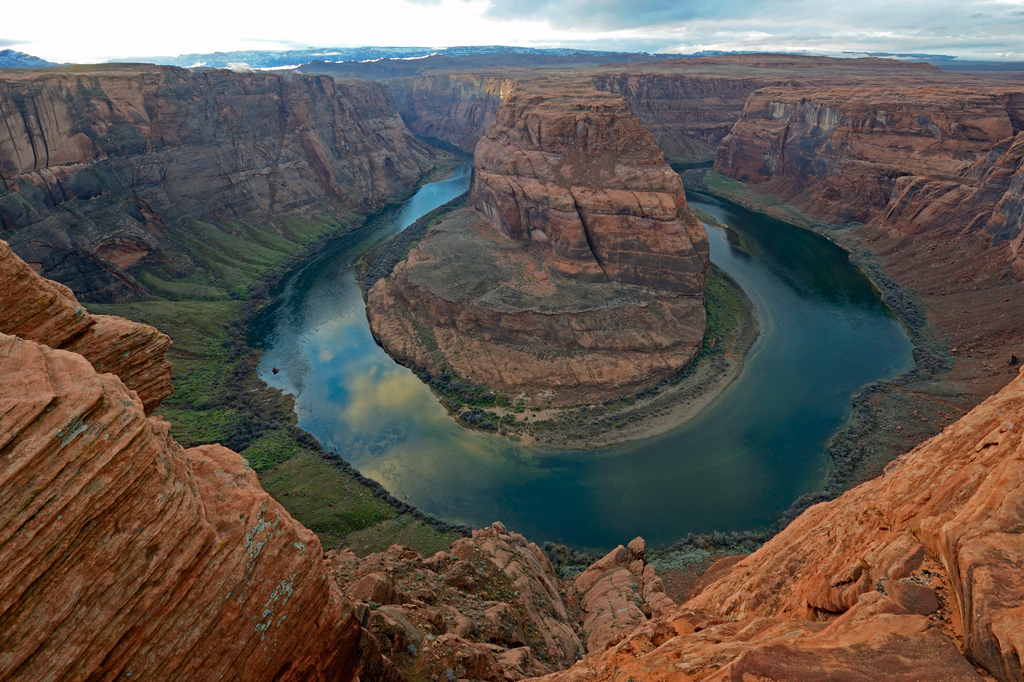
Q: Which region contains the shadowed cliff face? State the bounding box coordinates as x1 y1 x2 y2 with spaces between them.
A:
0 66 444 301
714 84 1024 223
386 74 516 153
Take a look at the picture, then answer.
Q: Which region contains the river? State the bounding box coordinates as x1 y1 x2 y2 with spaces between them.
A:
252 163 914 551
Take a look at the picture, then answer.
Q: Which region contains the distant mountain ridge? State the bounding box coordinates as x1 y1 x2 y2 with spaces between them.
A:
110 45 688 69
0 50 57 68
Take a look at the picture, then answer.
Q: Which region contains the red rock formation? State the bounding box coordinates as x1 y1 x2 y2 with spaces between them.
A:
0 332 360 680
326 521 584 680
366 208 705 406
685 366 1024 680
880 131 1024 276
0 238 172 412
571 537 677 653
714 83 1024 223
0 65 444 301
469 82 708 294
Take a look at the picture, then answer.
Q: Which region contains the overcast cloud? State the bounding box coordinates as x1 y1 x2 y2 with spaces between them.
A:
2 0 1022 63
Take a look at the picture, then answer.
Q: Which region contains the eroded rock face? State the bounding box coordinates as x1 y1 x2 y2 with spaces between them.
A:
685 366 1024 680
327 522 584 680
880 130 1024 276
0 66 443 301
0 332 360 681
0 238 172 412
470 83 708 294
367 82 709 405
714 83 1024 223
387 74 515 152
367 208 705 406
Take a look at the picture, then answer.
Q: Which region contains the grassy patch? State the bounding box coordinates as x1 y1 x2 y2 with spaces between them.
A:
258 448 462 554
92 194 467 556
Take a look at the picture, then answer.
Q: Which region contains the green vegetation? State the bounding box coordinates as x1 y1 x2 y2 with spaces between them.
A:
92 203 468 557
258 450 462 553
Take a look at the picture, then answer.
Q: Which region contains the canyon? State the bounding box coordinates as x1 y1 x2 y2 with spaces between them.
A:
0 64 447 302
1 52 1024 681
367 82 709 405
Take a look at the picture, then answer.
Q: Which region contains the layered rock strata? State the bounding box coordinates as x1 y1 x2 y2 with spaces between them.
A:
880 130 1024 276
367 208 705 406
0 238 171 412
714 83 1024 223
469 83 709 294
0 65 443 300
386 74 514 152
368 83 709 405
0 331 360 680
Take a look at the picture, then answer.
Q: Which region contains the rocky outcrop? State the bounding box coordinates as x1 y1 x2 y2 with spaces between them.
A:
327 521 584 680
714 83 1024 223
469 83 708 293
880 130 1024 276
0 331 360 680
539 366 1024 682
366 208 705 406
570 537 676 653
368 81 709 406
686 365 1024 680
0 65 444 301
0 238 172 412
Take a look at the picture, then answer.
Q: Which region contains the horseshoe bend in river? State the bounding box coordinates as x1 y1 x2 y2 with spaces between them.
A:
251 163 914 551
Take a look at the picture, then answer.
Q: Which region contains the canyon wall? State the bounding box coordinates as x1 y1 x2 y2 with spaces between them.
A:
0 243 361 681
386 74 514 152
714 83 1024 223
0 66 444 301
880 130 1024 277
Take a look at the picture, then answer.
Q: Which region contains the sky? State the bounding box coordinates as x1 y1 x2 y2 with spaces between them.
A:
3 0 1023 63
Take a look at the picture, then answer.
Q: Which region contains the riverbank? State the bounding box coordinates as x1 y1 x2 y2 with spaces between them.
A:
679 169 1023 528
358 200 758 449
90 158 470 558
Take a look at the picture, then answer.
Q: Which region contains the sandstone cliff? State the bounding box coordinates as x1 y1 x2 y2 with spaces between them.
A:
880 130 1024 277
714 83 1024 223
0 65 444 301
0 238 172 412
386 74 515 152
534 366 1024 682
0 331 360 680
469 83 708 293
367 82 709 406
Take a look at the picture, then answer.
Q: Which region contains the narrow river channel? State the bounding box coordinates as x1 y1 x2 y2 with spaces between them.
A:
252 163 914 551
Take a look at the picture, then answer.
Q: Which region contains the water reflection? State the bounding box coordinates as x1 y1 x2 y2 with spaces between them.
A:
253 171 914 551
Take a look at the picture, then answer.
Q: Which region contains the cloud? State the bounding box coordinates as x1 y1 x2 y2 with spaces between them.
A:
481 0 1024 58
0 39 26 48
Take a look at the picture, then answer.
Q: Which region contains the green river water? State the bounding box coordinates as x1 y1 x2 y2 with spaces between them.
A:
252 163 914 551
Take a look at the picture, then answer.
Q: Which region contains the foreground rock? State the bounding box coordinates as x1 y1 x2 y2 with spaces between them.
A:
540 367 1024 682
0 332 360 680
368 82 709 407
328 522 584 681
0 238 172 412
